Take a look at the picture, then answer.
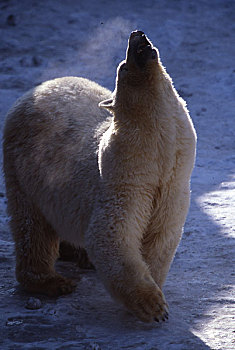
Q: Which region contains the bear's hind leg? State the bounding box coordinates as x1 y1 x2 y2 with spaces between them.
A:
8 193 76 297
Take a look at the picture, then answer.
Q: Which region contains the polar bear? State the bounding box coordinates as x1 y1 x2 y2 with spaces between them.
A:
3 31 196 322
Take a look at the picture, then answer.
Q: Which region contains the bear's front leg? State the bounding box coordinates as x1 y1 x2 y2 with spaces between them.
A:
85 191 169 322
142 186 191 289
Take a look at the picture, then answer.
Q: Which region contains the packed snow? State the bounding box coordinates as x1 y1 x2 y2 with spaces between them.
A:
0 0 234 349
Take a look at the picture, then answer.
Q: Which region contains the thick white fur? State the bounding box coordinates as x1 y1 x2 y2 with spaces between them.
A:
3 43 196 322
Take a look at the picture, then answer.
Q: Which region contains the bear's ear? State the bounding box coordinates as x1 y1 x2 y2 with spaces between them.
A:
99 98 115 112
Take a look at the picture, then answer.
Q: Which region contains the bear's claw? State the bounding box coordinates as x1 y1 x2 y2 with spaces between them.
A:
124 284 169 323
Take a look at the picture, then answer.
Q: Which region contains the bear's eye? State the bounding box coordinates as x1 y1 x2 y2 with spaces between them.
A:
120 63 128 72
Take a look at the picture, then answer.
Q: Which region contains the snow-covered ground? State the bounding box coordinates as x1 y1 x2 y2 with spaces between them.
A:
0 0 234 349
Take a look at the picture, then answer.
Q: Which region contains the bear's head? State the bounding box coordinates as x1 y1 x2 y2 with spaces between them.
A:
125 30 158 73
99 31 162 116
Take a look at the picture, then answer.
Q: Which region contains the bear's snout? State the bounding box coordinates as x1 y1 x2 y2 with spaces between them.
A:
127 30 158 69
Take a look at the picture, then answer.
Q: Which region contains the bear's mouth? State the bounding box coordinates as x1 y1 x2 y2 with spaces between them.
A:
126 30 158 68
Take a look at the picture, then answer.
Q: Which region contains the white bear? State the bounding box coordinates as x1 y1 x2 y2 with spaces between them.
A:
3 31 196 322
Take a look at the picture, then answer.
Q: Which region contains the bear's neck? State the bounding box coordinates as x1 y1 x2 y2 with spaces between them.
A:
113 65 176 132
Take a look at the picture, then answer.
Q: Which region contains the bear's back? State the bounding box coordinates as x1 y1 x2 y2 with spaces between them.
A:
4 76 111 149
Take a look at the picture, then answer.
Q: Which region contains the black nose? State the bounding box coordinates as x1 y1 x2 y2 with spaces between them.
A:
130 30 145 39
